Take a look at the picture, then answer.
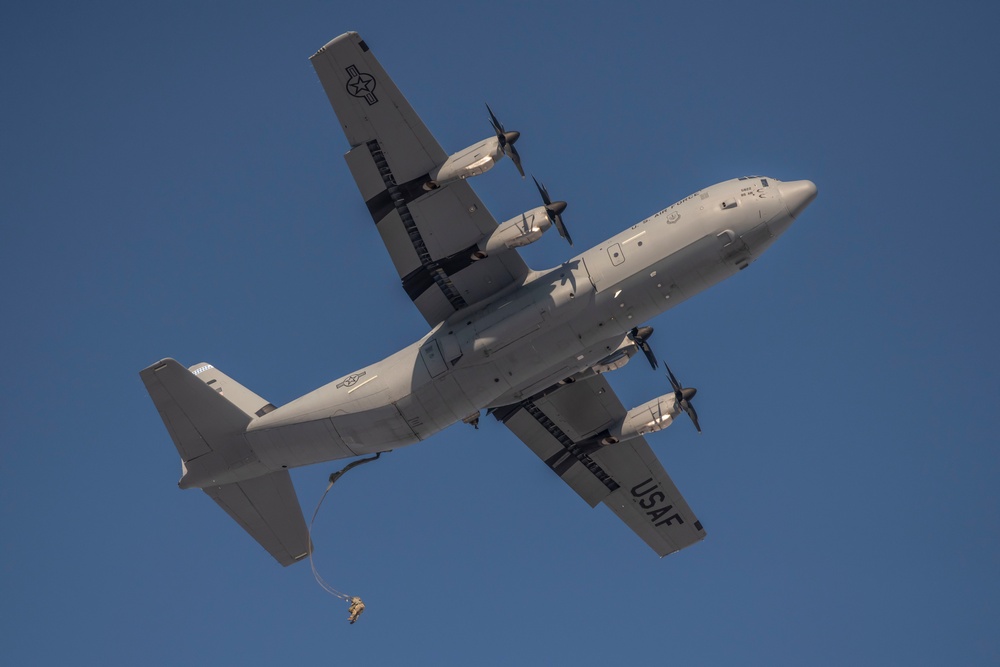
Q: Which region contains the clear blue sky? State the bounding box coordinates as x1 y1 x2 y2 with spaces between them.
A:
3 1 998 664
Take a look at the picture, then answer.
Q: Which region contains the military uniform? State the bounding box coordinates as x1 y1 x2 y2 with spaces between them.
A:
348 597 365 624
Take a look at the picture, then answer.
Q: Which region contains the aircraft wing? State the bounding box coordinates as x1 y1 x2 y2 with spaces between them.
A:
493 374 706 557
310 32 530 326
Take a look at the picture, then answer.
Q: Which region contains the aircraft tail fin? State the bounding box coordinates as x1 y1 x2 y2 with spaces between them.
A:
140 359 310 567
185 362 278 419
139 359 254 468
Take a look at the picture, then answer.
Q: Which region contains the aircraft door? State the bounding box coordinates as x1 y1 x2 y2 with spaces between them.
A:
438 332 462 366
419 339 447 377
582 240 635 292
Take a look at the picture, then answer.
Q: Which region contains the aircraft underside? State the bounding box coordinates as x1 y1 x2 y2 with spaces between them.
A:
139 30 816 566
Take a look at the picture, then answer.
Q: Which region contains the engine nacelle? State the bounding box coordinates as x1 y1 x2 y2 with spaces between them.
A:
425 137 502 189
591 344 637 374
599 393 679 445
474 206 552 256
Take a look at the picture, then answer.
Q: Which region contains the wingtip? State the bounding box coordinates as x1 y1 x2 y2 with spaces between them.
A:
312 31 363 58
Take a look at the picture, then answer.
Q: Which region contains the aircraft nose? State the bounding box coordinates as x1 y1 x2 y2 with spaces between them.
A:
778 180 818 219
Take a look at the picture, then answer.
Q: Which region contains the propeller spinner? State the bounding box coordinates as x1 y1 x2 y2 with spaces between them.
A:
664 361 701 433
532 177 573 246
487 104 525 178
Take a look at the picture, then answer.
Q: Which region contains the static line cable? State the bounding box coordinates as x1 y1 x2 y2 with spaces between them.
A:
307 452 383 623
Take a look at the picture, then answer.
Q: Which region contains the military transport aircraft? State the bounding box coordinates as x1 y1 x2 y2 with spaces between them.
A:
140 32 817 566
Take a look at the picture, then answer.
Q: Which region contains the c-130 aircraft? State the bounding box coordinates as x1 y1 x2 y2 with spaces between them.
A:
141 32 817 566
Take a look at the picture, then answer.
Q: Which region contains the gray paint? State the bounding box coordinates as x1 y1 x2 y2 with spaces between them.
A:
140 32 817 565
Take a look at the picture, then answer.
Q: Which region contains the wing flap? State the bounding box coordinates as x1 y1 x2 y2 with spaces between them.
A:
345 142 392 204
500 406 613 508
375 209 423 278
311 32 530 326
409 188 485 258
495 375 706 557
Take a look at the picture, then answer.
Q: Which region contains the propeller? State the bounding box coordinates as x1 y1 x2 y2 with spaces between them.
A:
532 176 573 246
627 326 659 370
664 361 701 433
487 104 525 178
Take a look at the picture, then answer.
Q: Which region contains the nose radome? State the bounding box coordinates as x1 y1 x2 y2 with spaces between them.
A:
778 180 818 219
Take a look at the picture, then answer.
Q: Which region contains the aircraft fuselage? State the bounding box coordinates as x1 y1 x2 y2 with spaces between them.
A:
215 176 815 485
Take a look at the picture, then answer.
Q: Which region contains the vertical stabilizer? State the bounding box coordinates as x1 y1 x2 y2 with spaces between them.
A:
140 359 310 567
187 362 277 419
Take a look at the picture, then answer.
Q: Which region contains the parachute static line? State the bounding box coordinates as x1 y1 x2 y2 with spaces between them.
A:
307 452 382 622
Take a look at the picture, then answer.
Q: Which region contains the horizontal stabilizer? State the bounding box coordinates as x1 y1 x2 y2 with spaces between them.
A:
204 470 310 567
142 359 307 565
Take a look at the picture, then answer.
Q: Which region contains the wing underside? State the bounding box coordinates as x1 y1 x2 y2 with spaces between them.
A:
310 32 703 556
204 471 311 567
310 32 529 326
494 375 706 557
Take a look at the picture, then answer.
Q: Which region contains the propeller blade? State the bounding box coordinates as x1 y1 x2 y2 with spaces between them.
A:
663 361 701 433
553 213 573 246
627 326 659 370
533 175 551 205
507 142 525 178
682 400 702 433
488 105 525 178
663 360 683 394
486 103 504 140
532 177 573 246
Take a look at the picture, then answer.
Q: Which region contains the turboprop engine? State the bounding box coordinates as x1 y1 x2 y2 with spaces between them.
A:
592 340 638 374
472 182 571 259
591 326 657 374
599 393 680 445
425 105 524 190
474 206 553 256
597 361 702 445
425 136 507 189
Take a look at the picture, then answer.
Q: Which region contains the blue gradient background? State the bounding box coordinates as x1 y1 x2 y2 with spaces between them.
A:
3 1 998 664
